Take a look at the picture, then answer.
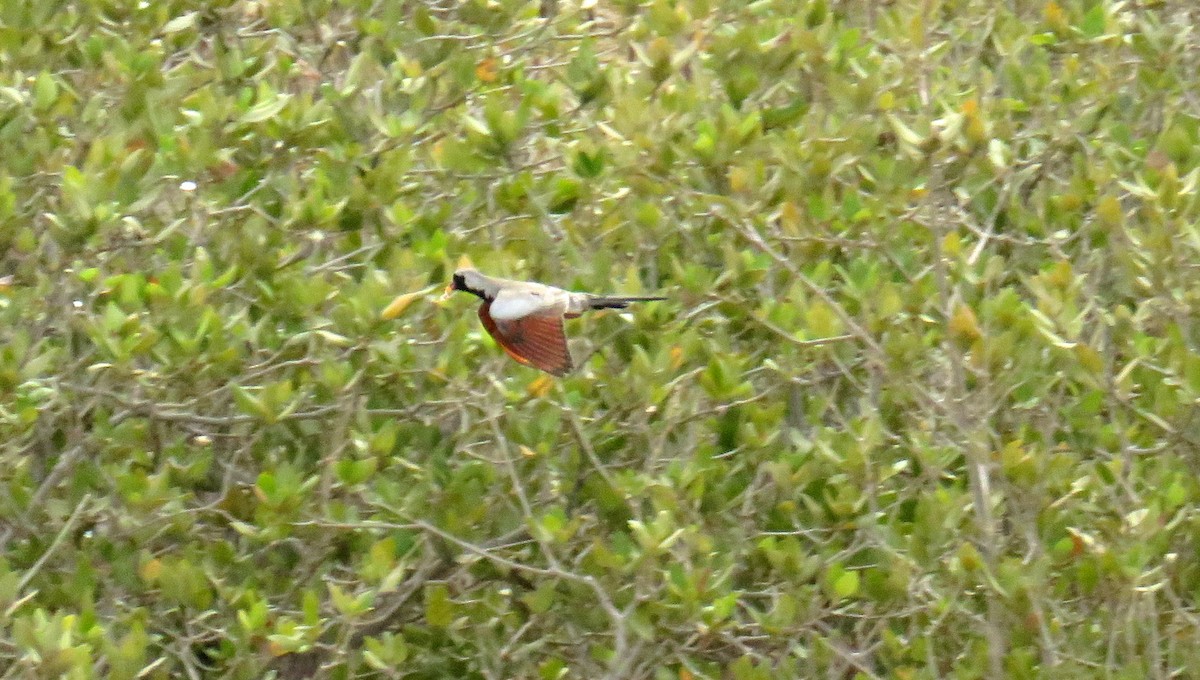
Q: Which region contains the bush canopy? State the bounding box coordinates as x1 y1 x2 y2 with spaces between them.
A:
2 0 1200 678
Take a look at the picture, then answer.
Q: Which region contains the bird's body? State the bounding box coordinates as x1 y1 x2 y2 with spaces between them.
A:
447 268 665 376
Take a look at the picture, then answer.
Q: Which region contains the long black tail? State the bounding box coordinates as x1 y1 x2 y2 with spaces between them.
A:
587 295 667 310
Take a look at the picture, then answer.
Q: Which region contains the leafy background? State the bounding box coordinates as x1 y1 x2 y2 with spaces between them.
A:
2 0 1200 678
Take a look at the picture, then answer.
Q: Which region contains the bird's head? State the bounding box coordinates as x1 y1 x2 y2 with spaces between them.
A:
446 268 492 300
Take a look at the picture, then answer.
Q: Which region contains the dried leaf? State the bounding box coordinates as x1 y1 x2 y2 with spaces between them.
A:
381 286 435 320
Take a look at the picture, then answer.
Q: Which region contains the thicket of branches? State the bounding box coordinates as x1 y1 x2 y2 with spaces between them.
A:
2 1 1200 678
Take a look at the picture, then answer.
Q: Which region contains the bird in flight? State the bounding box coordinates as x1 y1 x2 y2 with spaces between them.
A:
445 268 665 376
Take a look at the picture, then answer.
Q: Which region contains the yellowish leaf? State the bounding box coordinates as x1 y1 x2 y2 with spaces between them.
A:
963 100 987 146
887 113 926 148
1075 344 1103 373
526 374 554 398
381 286 434 320
669 346 684 370
1047 260 1073 289
728 166 749 193
779 201 801 234
140 558 163 583
1096 195 1122 228
942 231 962 257
957 542 982 571
1043 1 1068 33
948 304 982 345
805 300 843 337
475 56 498 83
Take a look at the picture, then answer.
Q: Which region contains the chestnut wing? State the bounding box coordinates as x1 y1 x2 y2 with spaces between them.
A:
478 302 573 376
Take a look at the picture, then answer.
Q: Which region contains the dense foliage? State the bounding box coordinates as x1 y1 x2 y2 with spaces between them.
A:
3 0 1200 677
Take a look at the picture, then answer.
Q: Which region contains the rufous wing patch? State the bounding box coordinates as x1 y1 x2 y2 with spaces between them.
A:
478 301 573 376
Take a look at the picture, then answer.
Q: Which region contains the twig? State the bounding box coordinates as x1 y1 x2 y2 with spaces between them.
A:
17 493 92 593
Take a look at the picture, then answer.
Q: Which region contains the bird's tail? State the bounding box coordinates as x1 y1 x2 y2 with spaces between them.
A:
587 295 667 310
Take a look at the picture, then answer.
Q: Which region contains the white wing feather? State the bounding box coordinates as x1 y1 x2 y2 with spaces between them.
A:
488 288 553 320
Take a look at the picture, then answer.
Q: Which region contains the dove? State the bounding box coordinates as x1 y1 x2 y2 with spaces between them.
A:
446 268 665 376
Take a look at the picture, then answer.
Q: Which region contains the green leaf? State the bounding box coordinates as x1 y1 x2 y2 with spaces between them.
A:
335 457 377 485
425 584 453 628
413 6 437 35
548 177 581 213
1079 5 1106 38
240 93 292 124
571 148 605 178
232 385 272 422
162 12 198 34
33 71 57 111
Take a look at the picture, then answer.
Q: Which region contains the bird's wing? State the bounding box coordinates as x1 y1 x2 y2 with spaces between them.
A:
487 285 567 320
479 301 573 376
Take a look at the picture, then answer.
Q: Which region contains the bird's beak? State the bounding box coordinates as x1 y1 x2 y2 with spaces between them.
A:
438 284 455 303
